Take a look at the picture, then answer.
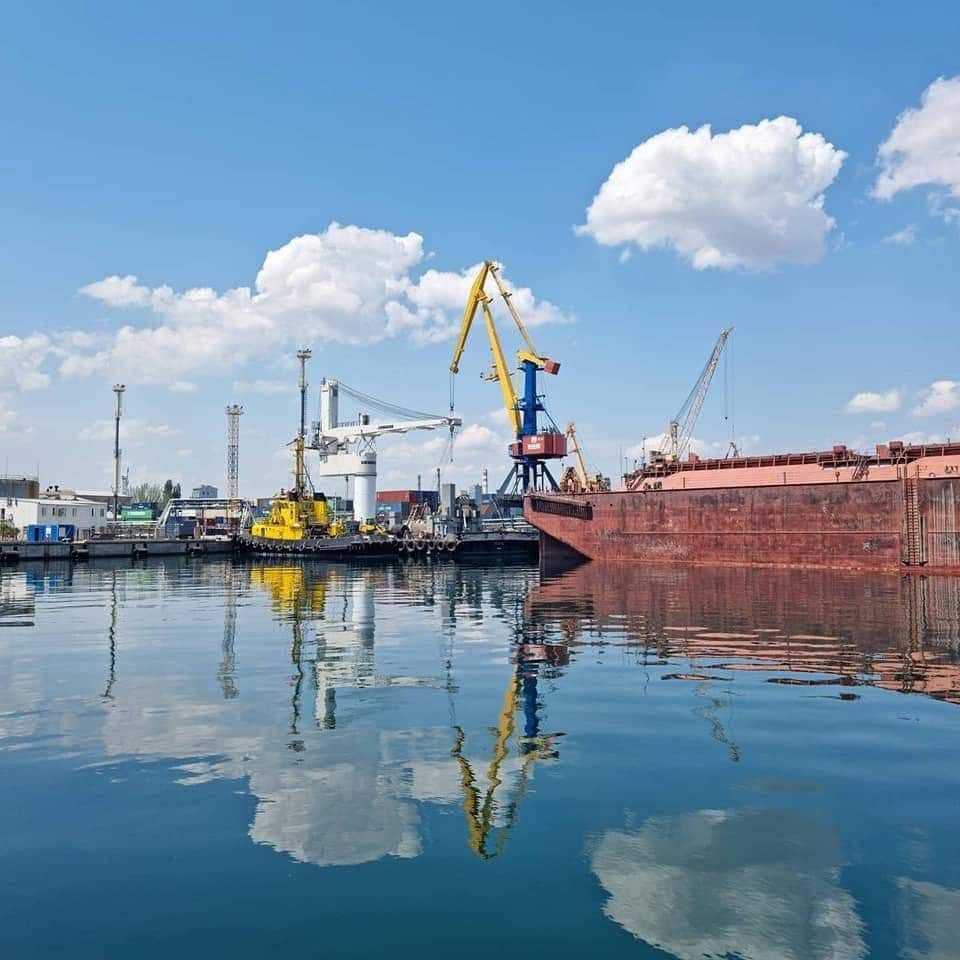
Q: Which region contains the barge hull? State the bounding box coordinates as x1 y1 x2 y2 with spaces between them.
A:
526 476 960 573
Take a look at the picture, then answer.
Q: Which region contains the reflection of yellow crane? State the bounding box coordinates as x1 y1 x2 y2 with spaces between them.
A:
450 650 561 859
449 260 565 493
559 422 611 494
250 564 329 612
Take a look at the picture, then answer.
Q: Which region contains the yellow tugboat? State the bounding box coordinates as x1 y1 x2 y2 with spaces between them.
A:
250 490 345 541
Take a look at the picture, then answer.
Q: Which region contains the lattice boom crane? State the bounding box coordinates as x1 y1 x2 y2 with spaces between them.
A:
654 326 733 463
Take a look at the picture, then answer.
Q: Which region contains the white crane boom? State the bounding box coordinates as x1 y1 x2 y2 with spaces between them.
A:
319 416 461 445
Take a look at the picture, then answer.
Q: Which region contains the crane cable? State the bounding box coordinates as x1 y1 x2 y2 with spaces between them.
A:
335 380 453 423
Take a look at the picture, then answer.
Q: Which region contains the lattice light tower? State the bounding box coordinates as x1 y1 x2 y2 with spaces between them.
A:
225 404 243 501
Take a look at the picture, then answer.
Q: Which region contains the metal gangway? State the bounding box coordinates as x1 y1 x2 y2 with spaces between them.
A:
154 498 252 538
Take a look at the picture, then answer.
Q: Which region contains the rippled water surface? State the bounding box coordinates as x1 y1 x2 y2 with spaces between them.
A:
2 558 959 959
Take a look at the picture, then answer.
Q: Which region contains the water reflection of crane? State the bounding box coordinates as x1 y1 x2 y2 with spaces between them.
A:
450 621 567 859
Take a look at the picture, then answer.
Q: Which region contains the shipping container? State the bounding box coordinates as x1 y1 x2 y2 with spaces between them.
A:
376 490 440 506
164 519 197 539
377 490 417 504
521 433 567 457
122 507 156 521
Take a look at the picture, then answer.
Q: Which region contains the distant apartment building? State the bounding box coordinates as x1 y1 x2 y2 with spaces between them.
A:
192 484 218 498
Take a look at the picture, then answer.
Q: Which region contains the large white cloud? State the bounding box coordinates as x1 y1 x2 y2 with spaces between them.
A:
873 76 960 219
73 223 570 384
578 116 846 269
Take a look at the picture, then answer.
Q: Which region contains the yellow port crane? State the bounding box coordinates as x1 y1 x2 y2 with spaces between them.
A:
449 260 565 493
559 422 611 494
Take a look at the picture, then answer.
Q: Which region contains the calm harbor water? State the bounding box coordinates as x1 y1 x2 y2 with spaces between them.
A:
2 557 959 959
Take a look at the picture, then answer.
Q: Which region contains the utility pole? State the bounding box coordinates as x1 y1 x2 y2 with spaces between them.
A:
225 405 243 502
112 384 125 521
295 348 312 498
297 348 311 440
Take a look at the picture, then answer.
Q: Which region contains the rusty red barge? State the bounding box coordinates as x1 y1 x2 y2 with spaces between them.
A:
525 441 960 573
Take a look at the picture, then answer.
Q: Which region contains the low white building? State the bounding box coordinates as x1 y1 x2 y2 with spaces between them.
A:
0 495 108 540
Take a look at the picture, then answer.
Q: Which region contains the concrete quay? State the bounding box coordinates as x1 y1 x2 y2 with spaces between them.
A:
0 537 236 565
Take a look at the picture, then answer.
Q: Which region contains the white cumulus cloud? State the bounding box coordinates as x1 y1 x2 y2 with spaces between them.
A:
873 76 960 220
578 116 846 269
0 334 53 390
74 223 570 384
80 274 153 307
883 225 917 246
914 380 960 417
845 389 902 414
387 263 572 344
377 419 513 488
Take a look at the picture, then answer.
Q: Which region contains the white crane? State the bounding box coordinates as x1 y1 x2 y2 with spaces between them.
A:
651 327 733 463
311 379 461 523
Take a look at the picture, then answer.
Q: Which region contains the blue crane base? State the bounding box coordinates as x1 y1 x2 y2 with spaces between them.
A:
497 458 560 496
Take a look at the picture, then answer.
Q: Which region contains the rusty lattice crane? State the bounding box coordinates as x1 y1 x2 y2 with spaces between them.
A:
559 422 610 494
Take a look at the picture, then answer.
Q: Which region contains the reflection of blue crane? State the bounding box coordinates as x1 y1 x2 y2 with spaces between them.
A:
450 637 565 859
449 261 566 494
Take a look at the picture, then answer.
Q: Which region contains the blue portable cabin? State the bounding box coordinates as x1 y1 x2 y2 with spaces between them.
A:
25 523 77 543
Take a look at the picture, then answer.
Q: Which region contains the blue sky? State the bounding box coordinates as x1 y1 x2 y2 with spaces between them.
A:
1 1 958 495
